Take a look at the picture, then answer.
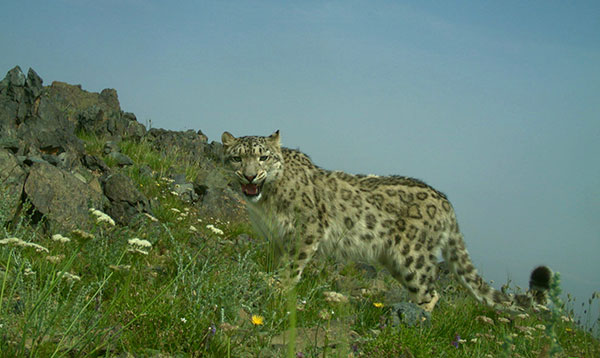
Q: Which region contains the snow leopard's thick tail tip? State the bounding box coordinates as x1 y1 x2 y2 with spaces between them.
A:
529 265 553 305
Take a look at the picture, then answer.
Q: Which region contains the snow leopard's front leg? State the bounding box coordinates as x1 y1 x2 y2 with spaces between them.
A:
287 219 321 285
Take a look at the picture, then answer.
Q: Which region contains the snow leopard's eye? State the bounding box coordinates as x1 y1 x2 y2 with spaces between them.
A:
230 156 242 163
259 155 269 162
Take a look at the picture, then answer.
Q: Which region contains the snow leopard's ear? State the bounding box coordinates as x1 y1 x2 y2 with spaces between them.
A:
221 131 236 147
267 130 280 147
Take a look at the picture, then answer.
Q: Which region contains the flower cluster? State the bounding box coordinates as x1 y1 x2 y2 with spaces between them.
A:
58 271 81 282
51 234 71 243
323 291 349 303
206 224 224 235
46 254 65 264
0 237 49 252
89 208 116 226
127 238 152 255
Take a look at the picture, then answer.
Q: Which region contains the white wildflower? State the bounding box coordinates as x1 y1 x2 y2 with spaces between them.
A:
189 225 198 232
0 237 24 246
535 324 546 331
323 291 349 303
170 208 181 213
1 237 49 252
498 317 511 324
515 325 536 334
25 242 49 252
46 254 65 264
24 267 36 276
51 234 71 243
516 313 529 320
476 316 494 325
127 238 152 255
181 317 187 323
206 224 224 235
89 208 116 226
560 315 573 322
171 191 179 196
58 271 81 282
128 238 152 248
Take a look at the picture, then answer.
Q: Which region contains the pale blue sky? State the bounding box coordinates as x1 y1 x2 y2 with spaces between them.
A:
2 1 599 321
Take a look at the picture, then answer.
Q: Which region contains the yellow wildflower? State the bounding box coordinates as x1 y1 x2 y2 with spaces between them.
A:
251 315 264 326
373 302 384 308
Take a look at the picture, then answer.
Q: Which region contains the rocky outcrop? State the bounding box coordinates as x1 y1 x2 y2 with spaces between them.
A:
45 81 146 140
0 65 245 231
0 66 150 231
0 67 84 166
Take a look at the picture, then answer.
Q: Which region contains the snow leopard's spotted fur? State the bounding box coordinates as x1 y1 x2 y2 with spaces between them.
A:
222 130 551 312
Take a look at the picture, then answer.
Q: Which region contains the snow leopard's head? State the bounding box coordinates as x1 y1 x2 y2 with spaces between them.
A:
221 130 284 202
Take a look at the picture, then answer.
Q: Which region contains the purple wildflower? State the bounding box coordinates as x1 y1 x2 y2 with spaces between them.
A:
451 334 461 348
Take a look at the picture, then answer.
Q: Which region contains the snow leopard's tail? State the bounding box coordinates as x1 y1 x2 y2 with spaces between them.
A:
442 234 552 312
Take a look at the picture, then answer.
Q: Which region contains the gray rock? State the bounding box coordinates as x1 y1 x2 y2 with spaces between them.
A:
25 68 43 98
145 128 207 159
199 187 245 222
0 137 19 153
24 156 48 165
390 302 431 328
103 141 119 154
23 162 103 230
122 112 136 121
82 154 110 172
1 66 32 122
206 141 224 161
168 174 202 203
138 165 153 178
0 149 26 217
103 172 150 225
172 182 198 203
172 173 187 185
3 66 26 87
108 151 133 166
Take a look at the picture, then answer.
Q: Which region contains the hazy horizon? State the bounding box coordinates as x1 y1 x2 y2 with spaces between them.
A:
2 1 598 324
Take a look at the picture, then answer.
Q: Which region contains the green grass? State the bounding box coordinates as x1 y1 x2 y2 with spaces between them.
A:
0 134 598 357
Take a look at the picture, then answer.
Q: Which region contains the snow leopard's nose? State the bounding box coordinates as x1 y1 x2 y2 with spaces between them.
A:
245 175 256 183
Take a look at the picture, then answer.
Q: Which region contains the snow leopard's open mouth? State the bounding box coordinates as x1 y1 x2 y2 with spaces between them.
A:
241 182 263 198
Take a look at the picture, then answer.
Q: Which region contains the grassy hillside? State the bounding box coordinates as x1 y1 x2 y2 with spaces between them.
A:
0 133 598 357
